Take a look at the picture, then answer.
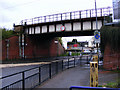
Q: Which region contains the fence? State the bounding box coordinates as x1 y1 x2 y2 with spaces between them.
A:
20 7 112 25
1 56 92 90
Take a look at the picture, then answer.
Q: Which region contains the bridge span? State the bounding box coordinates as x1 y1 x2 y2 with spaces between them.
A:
13 7 113 59
14 7 112 37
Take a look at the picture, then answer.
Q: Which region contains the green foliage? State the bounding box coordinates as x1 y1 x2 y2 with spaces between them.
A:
67 42 81 45
105 82 118 88
100 26 120 53
99 81 119 88
72 39 77 43
0 29 2 41
98 78 120 88
58 37 63 45
0 28 16 40
60 52 69 56
67 42 75 45
71 52 80 56
60 52 81 56
67 39 78 45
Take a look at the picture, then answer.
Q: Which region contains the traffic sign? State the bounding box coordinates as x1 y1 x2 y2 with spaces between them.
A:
94 31 100 43
60 26 65 31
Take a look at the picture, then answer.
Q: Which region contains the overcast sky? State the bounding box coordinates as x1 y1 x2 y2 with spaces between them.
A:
0 0 113 49
0 0 112 29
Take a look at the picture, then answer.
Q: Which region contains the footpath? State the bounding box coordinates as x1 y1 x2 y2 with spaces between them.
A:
37 66 119 89
0 62 49 68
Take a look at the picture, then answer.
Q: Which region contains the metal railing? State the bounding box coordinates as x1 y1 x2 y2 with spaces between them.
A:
1 56 89 89
20 7 112 25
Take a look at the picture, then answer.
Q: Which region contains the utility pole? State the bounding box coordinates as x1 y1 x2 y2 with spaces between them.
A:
95 0 98 31
94 0 99 67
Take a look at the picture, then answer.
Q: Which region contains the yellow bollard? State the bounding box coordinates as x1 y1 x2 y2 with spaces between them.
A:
90 61 98 87
93 55 98 62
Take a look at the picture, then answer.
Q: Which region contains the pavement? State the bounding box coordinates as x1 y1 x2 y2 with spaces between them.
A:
0 57 68 69
0 62 50 68
38 66 90 89
36 66 119 89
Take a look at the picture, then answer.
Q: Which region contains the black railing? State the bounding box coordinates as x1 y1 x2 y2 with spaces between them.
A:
1 56 91 89
20 7 112 25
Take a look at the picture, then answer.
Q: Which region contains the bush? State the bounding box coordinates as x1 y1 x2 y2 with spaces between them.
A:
100 26 120 53
0 28 16 41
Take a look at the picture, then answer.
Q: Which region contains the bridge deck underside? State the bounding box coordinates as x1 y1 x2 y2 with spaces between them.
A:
28 30 95 37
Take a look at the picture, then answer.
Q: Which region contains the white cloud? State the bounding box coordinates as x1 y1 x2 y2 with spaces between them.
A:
0 0 112 29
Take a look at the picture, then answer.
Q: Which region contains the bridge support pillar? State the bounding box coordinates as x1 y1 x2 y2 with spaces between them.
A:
19 34 26 59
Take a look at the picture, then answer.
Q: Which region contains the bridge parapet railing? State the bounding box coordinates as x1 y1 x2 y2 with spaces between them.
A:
20 7 112 25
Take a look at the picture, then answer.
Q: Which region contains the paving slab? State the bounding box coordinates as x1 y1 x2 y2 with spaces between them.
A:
38 66 90 88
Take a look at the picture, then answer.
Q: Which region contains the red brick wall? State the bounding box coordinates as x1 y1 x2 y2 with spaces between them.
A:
9 36 19 59
103 44 120 70
1 40 7 60
25 36 50 58
58 42 65 55
49 39 58 57
2 36 19 60
49 38 65 57
25 37 65 58
1 36 65 60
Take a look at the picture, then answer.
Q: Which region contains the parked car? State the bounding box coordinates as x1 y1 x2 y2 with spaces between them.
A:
94 50 101 53
83 50 91 54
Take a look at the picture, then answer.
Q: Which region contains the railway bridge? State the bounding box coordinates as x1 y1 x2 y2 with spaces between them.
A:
14 7 112 58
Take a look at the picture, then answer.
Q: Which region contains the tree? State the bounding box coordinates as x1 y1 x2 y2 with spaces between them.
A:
72 39 77 43
100 26 120 53
58 37 63 45
0 28 16 41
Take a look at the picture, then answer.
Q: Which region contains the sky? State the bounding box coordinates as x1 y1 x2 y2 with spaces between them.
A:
0 0 113 49
0 0 112 29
